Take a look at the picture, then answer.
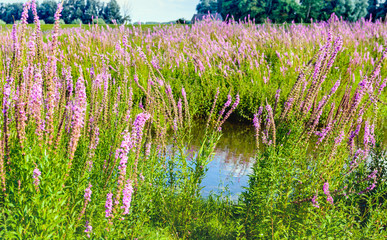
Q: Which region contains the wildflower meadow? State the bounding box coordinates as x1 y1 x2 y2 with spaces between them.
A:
0 1 386 239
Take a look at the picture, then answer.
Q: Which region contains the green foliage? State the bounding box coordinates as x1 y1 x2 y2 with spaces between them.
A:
103 0 122 24
299 0 329 21
333 0 369 21
0 0 125 25
0 2 23 24
197 0 219 14
38 0 57 24
219 0 374 23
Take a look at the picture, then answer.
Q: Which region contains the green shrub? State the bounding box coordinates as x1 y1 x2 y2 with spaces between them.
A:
71 18 82 24
92 18 106 25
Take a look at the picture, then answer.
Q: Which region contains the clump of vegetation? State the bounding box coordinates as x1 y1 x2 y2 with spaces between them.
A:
92 18 106 25
71 18 82 25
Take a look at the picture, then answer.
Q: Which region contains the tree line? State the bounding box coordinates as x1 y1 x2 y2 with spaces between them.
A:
0 0 129 24
196 0 387 23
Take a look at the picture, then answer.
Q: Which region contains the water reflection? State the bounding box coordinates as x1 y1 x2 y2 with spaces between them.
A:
190 121 257 200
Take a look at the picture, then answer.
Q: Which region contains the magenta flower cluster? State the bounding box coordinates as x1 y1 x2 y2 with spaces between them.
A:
33 168 41 187
323 182 334 205
122 179 134 215
84 183 92 202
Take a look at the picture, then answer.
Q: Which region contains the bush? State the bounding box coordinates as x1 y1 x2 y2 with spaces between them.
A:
92 18 106 25
45 16 55 24
39 20 45 25
71 18 82 24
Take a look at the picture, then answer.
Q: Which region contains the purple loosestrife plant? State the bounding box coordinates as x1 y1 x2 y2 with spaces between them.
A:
253 108 262 148
364 120 371 156
69 77 87 161
84 183 92 202
105 192 113 218
323 182 334 205
33 168 41 188
79 182 92 220
315 121 335 145
132 113 151 147
122 179 134 215
218 94 240 131
273 89 281 113
334 131 345 145
219 94 232 118
115 113 151 206
311 194 319 208
84 221 92 238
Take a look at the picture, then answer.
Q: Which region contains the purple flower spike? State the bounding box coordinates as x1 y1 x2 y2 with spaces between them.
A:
253 114 259 129
334 131 345 145
84 183 92 202
105 192 113 218
330 79 340 95
312 194 319 208
33 168 41 187
323 181 334 205
84 221 92 238
258 106 263 115
122 179 133 215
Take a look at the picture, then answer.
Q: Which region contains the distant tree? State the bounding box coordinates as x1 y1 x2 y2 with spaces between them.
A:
351 0 369 21
271 0 301 23
38 0 57 24
62 0 85 24
334 0 368 21
82 0 104 24
218 0 223 15
237 0 271 23
196 0 218 14
221 0 242 20
221 0 300 23
0 3 23 24
62 0 74 23
0 3 7 22
176 18 187 24
299 0 328 22
367 0 379 19
374 0 387 20
121 0 131 24
103 0 122 24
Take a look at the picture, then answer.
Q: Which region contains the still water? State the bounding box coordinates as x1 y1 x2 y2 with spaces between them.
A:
190 121 257 201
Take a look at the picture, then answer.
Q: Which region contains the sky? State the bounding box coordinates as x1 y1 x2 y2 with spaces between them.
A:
128 0 197 23
0 0 198 23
